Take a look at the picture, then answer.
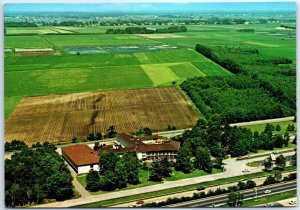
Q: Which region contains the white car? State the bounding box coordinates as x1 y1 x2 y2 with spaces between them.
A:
264 203 273 207
289 200 297 205
264 190 272 194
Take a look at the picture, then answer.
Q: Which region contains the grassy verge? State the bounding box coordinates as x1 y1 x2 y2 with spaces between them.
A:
177 85 203 118
246 162 261 167
248 143 296 156
243 121 296 135
242 190 296 207
75 166 296 207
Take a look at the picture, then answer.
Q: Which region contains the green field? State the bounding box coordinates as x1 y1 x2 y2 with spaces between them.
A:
5 36 52 48
4 24 295 119
5 65 154 97
4 96 22 119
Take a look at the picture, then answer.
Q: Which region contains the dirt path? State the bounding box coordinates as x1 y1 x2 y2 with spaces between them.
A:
67 165 90 198
229 116 295 127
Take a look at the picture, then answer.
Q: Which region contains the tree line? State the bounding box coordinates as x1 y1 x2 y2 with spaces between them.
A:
106 26 187 34
5 142 74 207
195 44 244 74
174 116 294 161
5 22 38 27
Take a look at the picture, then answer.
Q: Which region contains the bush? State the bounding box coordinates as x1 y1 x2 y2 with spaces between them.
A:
263 175 277 185
5 140 27 151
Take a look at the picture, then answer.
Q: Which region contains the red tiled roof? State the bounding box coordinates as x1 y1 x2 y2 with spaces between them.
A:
111 133 180 154
136 141 180 153
62 144 99 166
136 134 161 141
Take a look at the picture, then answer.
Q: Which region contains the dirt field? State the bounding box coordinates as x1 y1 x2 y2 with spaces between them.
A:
15 48 56 57
5 87 199 145
17 51 56 56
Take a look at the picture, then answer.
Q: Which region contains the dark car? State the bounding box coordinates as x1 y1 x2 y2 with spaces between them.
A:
136 200 145 205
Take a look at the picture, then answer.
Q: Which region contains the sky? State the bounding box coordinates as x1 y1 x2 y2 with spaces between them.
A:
4 2 296 14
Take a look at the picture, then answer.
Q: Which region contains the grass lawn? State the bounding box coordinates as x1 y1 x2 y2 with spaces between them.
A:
165 168 221 181
243 121 296 135
246 162 261 167
75 166 296 207
77 167 222 195
249 143 296 156
242 190 296 207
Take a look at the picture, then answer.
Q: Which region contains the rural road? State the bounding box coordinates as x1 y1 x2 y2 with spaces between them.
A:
154 128 192 138
155 116 295 138
229 116 295 127
33 151 295 208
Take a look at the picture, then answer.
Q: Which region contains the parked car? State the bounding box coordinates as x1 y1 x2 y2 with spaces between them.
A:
264 190 272 194
136 200 144 205
196 186 206 191
236 156 244 160
289 200 297 205
264 203 273 207
242 168 250 173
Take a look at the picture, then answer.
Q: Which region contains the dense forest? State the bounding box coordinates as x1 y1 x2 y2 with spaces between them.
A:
106 26 187 34
186 44 296 123
5 143 74 207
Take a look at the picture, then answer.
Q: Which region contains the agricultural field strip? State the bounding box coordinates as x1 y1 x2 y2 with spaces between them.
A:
8 101 186 117
5 87 199 144
4 61 206 73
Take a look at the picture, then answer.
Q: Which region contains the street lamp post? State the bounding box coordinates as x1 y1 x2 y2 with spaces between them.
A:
147 164 150 183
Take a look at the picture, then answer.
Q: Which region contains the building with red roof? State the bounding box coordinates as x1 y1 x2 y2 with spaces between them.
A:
101 133 180 161
62 144 100 174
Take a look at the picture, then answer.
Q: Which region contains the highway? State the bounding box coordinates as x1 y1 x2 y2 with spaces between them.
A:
165 181 296 207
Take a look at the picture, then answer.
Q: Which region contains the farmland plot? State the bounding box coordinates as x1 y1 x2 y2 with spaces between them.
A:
5 87 199 145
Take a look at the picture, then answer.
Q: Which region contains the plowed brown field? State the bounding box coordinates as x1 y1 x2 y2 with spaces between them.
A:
5 87 199 145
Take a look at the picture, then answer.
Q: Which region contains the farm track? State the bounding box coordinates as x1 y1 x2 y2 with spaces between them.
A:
5 87 199 145
229 116 295 127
